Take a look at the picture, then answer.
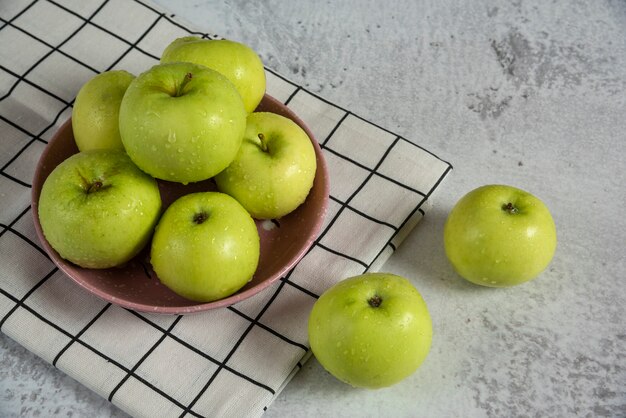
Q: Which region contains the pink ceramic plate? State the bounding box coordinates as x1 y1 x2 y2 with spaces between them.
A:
31 95 329 314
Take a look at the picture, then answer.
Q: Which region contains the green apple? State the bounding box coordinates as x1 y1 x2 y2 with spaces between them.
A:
161 36 266 113
308 273 432 389
119 62 246 184
444 184 557 287
214 112 317 219
38 150 161 269
150 192 260 302
72 70 135 151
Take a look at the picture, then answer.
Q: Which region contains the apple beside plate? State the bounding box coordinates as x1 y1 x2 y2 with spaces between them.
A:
31 94 329 314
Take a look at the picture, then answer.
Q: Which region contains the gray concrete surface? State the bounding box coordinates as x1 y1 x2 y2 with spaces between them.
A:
2 0 625 416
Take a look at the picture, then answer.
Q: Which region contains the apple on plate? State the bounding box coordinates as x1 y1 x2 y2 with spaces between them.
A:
444 184 557 287
308 273 432 389
214 111 317 219
150 192 260 302
72 70 135 151
119 62 246 184
37 150 162 269
161 36 266 113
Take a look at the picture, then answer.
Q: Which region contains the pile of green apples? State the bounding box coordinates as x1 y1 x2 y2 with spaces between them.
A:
38 36 317 303
38 36 559 393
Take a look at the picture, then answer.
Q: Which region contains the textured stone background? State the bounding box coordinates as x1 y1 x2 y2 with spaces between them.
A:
2 0 625 417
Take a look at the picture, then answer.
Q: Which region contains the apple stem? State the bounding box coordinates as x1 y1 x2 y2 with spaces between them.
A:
258 133 269 152
175 72 193 97
87 181 103 193
193 211 209 224
368 295 382 308
502 202 519 214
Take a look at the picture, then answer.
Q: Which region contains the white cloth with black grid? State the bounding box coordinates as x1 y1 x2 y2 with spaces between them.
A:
0 0 452 416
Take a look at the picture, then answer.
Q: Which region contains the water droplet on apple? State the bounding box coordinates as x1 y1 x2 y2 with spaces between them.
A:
177 148 183 153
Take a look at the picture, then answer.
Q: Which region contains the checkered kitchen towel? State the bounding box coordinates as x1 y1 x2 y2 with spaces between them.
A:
0 0 452 416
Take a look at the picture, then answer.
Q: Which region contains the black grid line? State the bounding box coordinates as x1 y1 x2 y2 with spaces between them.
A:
0 0 38 32
128 310 275 395
366 162 453 271
0 266 57 330
228 306 308 352
0 113 41 141
329 195 399 231
315 243 369 268
283 86 301 106
100 11 163 73
0 206 32 239
315 136 402 246
0 0 108 103
1 16 100 74
321 111 350 147
280 275 320 299
0 64 72 105
264 66 300 90
178 273 301 417
0 171 30 187
46 0 160 60
0 106 71 187
52 303 112 366
108 315 183 402
0 289 205 417
323 143 428 197
0 221 50 260
133 0 213 38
